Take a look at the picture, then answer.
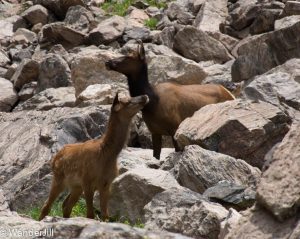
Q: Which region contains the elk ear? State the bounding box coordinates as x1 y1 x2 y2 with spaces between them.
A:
137 40 145 61
112 93 122 111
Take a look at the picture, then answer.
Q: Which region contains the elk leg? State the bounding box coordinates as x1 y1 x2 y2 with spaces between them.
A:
99 185 110 221
172 138 181 152
152 134 162 159
83 186 95 219
62 187 82 218
39 178 64 221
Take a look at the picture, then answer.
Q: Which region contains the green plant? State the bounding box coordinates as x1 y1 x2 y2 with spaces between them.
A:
19 198 87 221
144 17 158 30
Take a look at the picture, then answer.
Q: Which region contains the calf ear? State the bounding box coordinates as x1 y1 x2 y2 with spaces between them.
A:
112 92 122 111
112 92 119 106
137 40 146 61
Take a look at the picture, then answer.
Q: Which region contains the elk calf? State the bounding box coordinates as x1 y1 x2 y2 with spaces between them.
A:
106 41 236 159
39 94 149 221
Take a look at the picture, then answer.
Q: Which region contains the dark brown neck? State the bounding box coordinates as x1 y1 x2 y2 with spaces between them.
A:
101 113 131 159
126 64 159 110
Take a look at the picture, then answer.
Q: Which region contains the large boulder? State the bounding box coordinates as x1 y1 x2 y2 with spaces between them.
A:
224 206 299 239
14 87 76 111
0 77 18 112
244 58 300 111
274 15 300 30
256 121 300 221
0 106 109 209
147 54 207 84
173 26 233 63
11 59 39 91
40 22 86 48
161 145 261 193
37 54 72 93
33 0 85 20
87 16 126 45
21 4 49 25
175 100 291 168
232 21 300 82
0 49 10 67
70 47 126 97
144 187 228 239
108 168 181 222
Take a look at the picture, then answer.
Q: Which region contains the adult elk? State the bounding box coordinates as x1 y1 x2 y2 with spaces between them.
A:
105 41 235 159
39 94 149 221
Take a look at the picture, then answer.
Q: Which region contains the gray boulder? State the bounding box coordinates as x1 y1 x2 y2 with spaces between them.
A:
21 4 49 25
0 77 18 112
232 21 300 82
108 168 181 222
14 87 76 111
256 121 300 221
11 59 39 91
175 100 291 168
18 82 38 101
144 187 228 239
37 54 72 93
0 49 10 67
244 58 300 111
274 15 300 30
161 145 261 193
174 26 233 63
87 16 126 45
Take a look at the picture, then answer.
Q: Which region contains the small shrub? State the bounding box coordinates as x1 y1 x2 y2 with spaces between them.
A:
144 18 158 30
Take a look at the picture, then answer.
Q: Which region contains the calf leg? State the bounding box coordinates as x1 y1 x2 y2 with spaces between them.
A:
152 134 162 159
99 185 110 221
83 186 95 219
39 178 64 221
62 187 82 218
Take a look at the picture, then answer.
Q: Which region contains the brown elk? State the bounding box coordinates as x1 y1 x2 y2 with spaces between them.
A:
105 41 236 159
39 94 149 221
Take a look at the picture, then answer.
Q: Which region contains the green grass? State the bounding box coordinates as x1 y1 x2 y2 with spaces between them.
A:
144 17 158 30
101 0 167 17
19 199 145 228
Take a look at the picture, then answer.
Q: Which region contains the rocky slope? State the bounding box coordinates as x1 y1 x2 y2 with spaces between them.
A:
0 0 300 238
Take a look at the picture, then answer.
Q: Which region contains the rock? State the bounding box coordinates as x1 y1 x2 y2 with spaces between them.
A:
77 84 114 106
152 26 176 49
108 168 180 222
232 21 300 82
147 54 207 84
175 100 291 168
224 206 299 239
194 0 228 34
37 54 72 93
14 87 76 111
173 26 233 63
34 0 85 20
0 77 18 112
21 4 49 25
282 0 300 16
144 187 229 239
200 60 234 84
0 190 11 216
274 15 300 30
9 46 33 62
126 7 150 27
64 5 95 34
203 181 256 210
123 26 151 42
166 2 194 25
145 6 163 20
244 58 300 111
40 22 86 48
70 47 126 97
87 16 126 45
256 121 300 221
229 0 260 31
206 31 239 52
18 81 37 101
0 106 109 209
249 9 281 35
0 215 192 239
11 28 37 45
162 145 261 193
0 49 10 67
5 15 28 32
32 22 43 33
219 208 242 239
0 19 13 44
11 59 39 91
